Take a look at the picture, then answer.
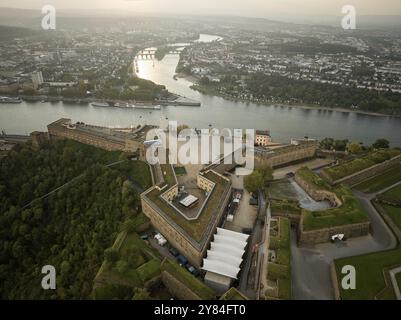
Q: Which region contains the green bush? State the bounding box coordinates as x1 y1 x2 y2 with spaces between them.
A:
136 258 161 283
267 263 289 280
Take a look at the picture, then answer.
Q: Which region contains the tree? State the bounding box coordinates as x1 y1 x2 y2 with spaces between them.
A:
132 287 151 300
333 139 348 152
319 138 334 150
372 139 390 149
115 260 129 274
244 170 265 193
104 248 119 263
260 166 274 181
346 141 363 154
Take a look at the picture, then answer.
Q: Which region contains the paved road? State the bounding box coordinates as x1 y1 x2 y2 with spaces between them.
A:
258 204 271 298
238 189 266 298
292 189 397 300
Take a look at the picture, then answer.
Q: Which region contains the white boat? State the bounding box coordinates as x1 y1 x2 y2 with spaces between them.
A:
91 102 110 107
0 96 22 104
131 104 161 110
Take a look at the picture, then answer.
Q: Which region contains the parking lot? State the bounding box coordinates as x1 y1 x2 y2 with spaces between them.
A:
224 174 258 233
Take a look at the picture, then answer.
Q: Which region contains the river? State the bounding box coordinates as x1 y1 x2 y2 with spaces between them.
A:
1 34 401 146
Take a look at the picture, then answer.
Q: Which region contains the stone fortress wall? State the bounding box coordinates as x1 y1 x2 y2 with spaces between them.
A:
321 154 401 186
294 172 370 245
141 168 232 267
255 140 317 169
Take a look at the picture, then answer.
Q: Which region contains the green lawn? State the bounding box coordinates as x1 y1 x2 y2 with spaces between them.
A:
297 167 333 191
160 164 176 186
382 205 401 232
114 160 152 190
94 231 161 298
267 217 292 300
296 168 369 231
302 187 369 230
136 258 161 283
397 272 401 290
268 181 298 201
335 249 401 300
220 287 247 300
322 149 401 182
354 163 401 193
270 199 301 215
378 184 401 205
160 259 215 300
174 166 187 176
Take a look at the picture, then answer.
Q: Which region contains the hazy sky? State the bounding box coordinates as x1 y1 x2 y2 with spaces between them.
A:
2 0 401 17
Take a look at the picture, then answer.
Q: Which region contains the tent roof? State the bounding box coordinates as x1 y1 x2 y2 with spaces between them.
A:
202 229 249 279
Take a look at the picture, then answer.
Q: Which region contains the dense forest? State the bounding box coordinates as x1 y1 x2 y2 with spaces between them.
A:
0 140 150 299
245 73 401 114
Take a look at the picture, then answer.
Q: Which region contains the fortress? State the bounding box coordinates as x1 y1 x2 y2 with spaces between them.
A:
45 118 155 158
141 163 232 267
254 138 317 168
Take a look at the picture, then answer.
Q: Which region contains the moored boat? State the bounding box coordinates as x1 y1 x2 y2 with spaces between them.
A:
0 96 22 104
91 102 110 107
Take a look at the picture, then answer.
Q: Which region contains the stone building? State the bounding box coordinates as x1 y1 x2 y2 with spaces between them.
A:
141 166 232 267
255 139 317 168
255 130 272 147
30 131 49 149
47 118 153 158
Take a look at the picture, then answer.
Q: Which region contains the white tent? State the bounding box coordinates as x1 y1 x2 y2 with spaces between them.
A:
216 227 249 242
202 228 249 279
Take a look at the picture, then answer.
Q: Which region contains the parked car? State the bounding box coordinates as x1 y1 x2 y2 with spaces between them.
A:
192 269 201 277
177 255 188 266
154 233 167 246
186 265 196 274
140 235 149 240
169 247 179 257
249 198 258 206
331 234 346 242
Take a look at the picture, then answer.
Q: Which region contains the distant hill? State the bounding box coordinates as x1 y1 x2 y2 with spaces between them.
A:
0 25 39 41
0 7 400 31
0 7 43 29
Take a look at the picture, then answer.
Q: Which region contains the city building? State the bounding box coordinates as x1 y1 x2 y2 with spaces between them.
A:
255 130 272 147
31 71 44 90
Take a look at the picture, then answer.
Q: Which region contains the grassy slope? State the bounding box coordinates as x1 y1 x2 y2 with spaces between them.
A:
354 163 401 193
322 149 401 181
382 205 401 232
267 217 292 299
160 259 215 300
296 167 368 230
335 249 401 300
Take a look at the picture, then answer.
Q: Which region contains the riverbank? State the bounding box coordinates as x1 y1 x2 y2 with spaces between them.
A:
189 83 401 118
2 93 200 108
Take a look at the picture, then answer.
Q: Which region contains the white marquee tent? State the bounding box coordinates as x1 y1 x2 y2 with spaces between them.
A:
202 228 249 279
